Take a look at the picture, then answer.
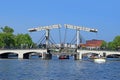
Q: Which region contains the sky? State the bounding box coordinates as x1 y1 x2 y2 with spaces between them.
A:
0 0 120 44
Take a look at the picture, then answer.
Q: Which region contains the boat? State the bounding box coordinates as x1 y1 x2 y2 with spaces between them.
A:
89 54 106 63
58 55 69 59
94 58 106 63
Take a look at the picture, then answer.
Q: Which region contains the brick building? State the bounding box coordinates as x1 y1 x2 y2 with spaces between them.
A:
80 39 103 49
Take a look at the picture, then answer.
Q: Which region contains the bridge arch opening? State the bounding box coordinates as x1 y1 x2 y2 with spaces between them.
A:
82 53 99 59
23 52 42 59
107 54 120 58
0 52 18 59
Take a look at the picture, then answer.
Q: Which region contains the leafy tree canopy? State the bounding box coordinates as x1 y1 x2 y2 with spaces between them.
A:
113 35 120 50
0 33 5 48
100 40 107 49
1 26 14 33
15 33 33 48
0 26 33 49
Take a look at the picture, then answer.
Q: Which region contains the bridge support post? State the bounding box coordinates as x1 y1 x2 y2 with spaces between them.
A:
74 53 82 60
79 53 82 59
18 53 23 59
103 52 106 57
42 52 52 60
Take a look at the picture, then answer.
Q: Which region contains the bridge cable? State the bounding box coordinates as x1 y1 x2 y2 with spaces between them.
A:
74 30 78 45
49 32 59 49
50 34 57 45
37 32 46 44
70 30 77 44
79 31 82 44
64 27 68 44
59 27 62 45
49 29 59 49
80 33 86 44
49 39 59 49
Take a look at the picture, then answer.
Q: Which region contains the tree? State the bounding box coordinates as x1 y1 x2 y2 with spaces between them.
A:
106 35 120 50
3 33 15 49
1 26 14 33
0 26 15 49
0 33 5 48
100 40 107 50
15 34 33 48
113 35 120 50
108 42 116 50
0 26 34 49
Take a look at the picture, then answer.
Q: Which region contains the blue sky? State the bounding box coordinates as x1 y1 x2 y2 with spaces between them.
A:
0 0 120 43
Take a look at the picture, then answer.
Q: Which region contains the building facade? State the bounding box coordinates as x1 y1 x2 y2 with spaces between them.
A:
80 39 103 50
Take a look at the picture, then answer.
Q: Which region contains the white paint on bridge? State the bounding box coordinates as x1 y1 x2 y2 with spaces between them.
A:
0 49 120 59
0 49 47 59
77 50 120 56
77 50 120 59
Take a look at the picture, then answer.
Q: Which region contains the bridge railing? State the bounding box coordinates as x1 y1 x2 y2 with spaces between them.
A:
0 47 120 53
77 48 120 53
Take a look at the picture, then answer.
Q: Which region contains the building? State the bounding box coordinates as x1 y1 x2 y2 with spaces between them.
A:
80 39 103 50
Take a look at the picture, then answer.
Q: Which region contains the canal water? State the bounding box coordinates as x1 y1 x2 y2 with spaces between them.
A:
0 57 120 80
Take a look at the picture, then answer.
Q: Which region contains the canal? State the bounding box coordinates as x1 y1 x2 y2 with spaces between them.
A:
0 57 120 80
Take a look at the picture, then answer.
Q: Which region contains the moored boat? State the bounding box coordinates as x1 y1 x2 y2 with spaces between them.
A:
89 54 106 63
94 58 106 63
59 55 69 59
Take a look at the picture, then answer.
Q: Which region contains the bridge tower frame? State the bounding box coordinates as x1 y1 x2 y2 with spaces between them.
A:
64 24 98 48
28 24 61 49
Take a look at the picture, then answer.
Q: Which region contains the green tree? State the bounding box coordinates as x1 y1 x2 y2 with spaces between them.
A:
106 35 120 50
1 26 14 33
3 33 15 48
100 40 107 50
0 26 34 49
113 35 120 50
15 34 33 48
0 26 15 48
108 42 116 50
0 33 5 48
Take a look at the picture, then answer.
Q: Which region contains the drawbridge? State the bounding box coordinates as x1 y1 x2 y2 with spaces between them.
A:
28 24 98 54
